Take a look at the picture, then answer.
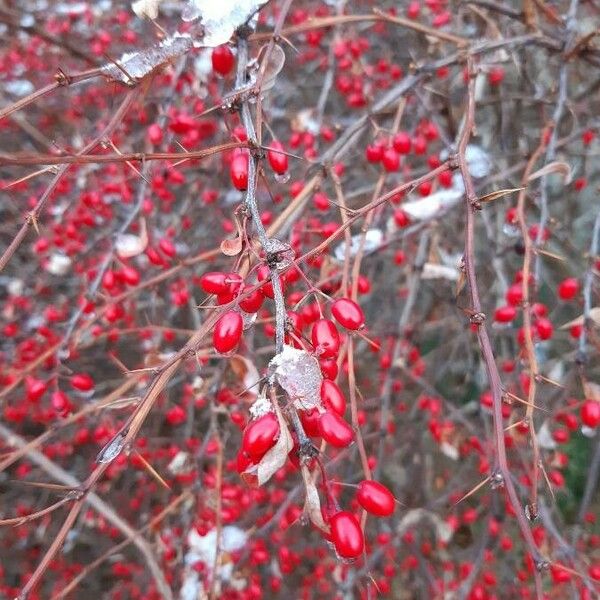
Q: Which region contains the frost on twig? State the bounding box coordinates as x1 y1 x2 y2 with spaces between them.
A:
182 0 269 46
269 345 323 410
102 34 194 84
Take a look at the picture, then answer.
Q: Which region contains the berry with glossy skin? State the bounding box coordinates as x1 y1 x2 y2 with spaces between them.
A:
267 141 288 175
242 412 280 460
331 298 365 330
318 411 353 447
356 480 396 516
211 44 235 76
581 400 600 428
230 152 249 191
319 358 338 380
311 319 341 358
213 311 243 353
238 284 264 313
199 272 241 296
557 277 579 301
329 511 364 559
320 380 346 416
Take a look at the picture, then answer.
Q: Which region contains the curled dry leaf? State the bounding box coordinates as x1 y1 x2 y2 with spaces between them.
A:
421 263 460 281
559 307 600 329
131 0 164 19
583 381 600 402
220 236 243 256
528 161 572 185
255 44 286 93
396 508 452 543
478 187 525 204
116 219 148 258
221 210 246 256
301 464 330 534
229 355 260 401
242 403 292 487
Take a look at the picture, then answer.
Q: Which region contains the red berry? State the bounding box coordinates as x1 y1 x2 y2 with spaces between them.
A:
213 311 243 353
365 144 383 163
311 319 341 358
320 380 346 416
557 277 579 301
299 408 321 437
199 272 228 295
239 285 264 313
313 192 330 211
242 412 279 460
318 411 353 447
393 209 411 229
494 305 517 323
329 511 364 558
331 298 365 330
319 358 338 380
147 123 163 145
211 44 235 76
267 141 288 175
581 400 600 428
536 317 553 340
505 283 523 306
70 373 94 392
230 152 249 191
392 131 411 154
356 480 395 517
382 148 400 172
166 405 186 426
488 66 505 86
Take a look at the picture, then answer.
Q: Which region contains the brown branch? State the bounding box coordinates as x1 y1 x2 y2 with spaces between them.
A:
456 56 546 597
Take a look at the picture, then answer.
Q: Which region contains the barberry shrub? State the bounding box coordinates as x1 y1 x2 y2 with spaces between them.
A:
0 1 599 599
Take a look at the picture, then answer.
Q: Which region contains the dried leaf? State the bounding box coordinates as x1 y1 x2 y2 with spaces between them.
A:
257 44 286 92
479 187 525 204
131 0 164 19
560 307 600 329
301 464 330 534
528 161 572 185
535 248 566 262
230 355 260 400
583 381 600 402
116 220 148 258
220 236 243 256
421 263 459 281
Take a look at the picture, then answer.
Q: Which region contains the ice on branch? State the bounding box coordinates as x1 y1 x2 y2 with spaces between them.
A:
182 0 269 46
102 34 194 84
269 345 323 410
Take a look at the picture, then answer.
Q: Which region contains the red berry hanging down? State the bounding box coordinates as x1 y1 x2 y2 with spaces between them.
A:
213 311 243 353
